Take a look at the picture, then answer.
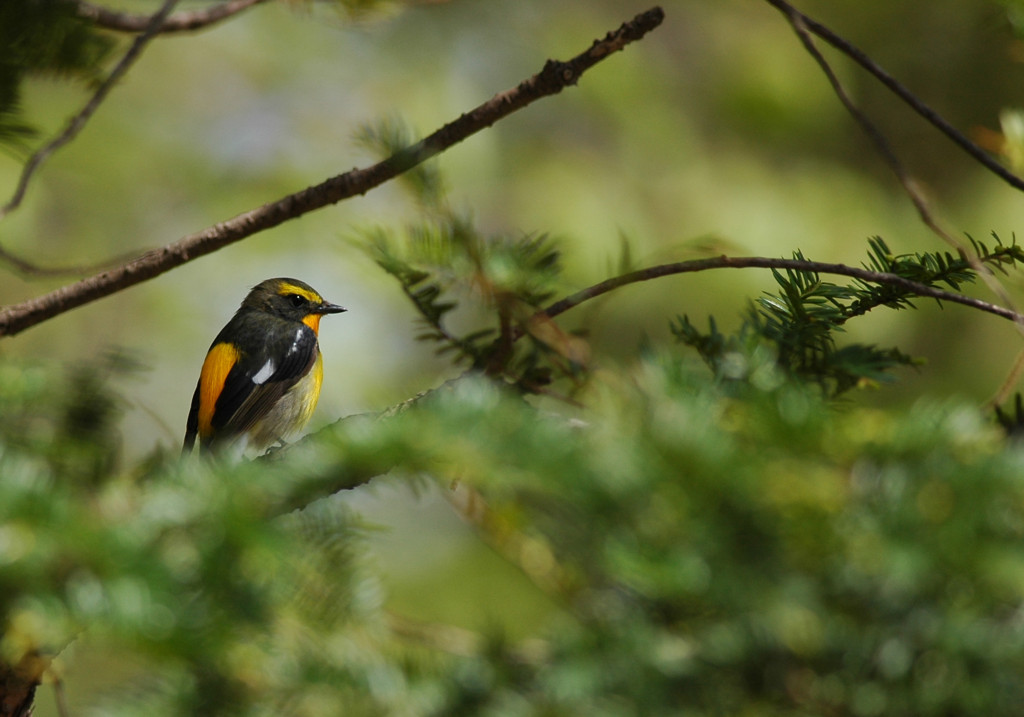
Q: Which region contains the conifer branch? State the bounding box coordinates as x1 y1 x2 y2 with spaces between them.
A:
765 0 1024 401
0 6 666 337
765 0 1024 382
538 255 1024 326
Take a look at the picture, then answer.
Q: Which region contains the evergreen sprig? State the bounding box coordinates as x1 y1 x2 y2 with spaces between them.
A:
847 234 1024 318
365 217 566 382
354 117 445 209
669 235 1024 395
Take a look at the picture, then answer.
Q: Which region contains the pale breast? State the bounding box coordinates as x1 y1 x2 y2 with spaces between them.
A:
247 351 324 450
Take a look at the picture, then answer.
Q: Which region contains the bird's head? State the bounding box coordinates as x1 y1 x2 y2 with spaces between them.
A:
242 277 346 333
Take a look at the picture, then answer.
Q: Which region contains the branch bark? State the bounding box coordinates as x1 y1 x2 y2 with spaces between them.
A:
0 6 666 338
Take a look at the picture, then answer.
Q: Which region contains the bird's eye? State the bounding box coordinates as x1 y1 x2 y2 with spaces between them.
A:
287 293 306 308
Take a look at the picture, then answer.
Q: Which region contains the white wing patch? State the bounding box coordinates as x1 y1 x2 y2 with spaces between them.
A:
252 358 276 385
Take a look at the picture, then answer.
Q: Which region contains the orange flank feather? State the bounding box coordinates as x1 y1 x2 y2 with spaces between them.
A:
198 342 239 438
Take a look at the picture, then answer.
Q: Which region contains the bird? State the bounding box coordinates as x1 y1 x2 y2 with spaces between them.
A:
183 277 346 455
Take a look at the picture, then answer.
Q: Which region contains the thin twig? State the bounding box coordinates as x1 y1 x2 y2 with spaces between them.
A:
779 8 951 244
283 249 1023 487
987 346 1024 410
0 243 147 279
777 8 1022 309
762 0 1024 194
537 255 1024 326
0 0 181 275
75 0 266 33
765 0 1024 391
52 672 70 717
0 7 666 337
1 0 179 218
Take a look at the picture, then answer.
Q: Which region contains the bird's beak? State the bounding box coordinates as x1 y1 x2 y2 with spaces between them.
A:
317 302 347 315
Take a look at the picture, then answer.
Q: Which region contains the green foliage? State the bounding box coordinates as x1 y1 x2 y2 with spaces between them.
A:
853 235 1024 312
7 349 1024 714
5 158 1024 711
0 0 114 152
674 236 1024 396
392 371 1024 716
365 214 581 391
0 360 433 715
357 116 589 391
355 116 446 210
4 16 1024 714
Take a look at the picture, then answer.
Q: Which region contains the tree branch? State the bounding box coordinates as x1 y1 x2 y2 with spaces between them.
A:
772 5 947 242
278 249 1023 500
74 0 266 34
537 255 1024 325
763 0 1024 387
0 0 180 239
0 6 666 338
762 0 1024 194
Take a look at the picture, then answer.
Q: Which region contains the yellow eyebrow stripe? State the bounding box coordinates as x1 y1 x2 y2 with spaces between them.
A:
198 342 240 438
277 282 322 303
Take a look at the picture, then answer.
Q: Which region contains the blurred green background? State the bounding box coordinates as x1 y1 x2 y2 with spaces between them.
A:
5 0 1024 710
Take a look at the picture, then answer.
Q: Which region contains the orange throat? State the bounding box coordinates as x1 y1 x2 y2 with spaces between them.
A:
302 313 322 334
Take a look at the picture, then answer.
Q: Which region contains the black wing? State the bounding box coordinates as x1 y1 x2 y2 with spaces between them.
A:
209 319 319 446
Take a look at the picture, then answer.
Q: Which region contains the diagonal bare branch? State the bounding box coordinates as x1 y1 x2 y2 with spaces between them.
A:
776 7 949 242
762 0 1024 194
763 0 1024 403
0 6 666 337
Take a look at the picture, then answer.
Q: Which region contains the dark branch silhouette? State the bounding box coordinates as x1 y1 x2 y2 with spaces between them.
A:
538 255 1024 326
75 0 266 33
0 0 181 276
774 6 947 241
0 6 666 337
764 0 1024 398
763 0 1024 194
